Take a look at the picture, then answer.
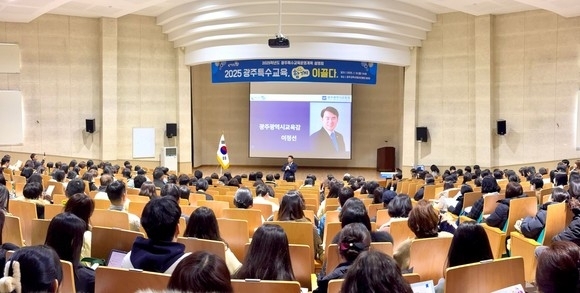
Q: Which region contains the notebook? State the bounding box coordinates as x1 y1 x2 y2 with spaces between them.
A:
106 249 128 268
410 280 436 293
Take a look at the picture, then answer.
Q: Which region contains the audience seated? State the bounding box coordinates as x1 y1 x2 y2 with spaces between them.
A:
536 241 580 293
448 184 473 216
552 197 580 245
253 184 279 212
133 175 147 189
183 207 241 274
318 186 354 237
517 187 569 239
378 194 412 232
0 245 63 293
93 174 113 200
340 250 412 293
122 197 189 274
486 182 526 229
0 186 10 215
16 182 49 219
394 200 454 271
233 224 295 281
106 181 140 231
152 168 165 189
194 179 214 200
139 182 157 199
64 193 95 260
45 213 95 293
275 191 323 260
317 180 343 218
233 187 254 209
314 223 370 293
465 176 500 221
65 179 86 199
413 174 435 201
434 221 493 293
167 251 233 293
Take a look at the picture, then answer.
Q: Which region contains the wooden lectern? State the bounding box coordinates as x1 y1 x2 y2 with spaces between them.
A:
376 147 395 171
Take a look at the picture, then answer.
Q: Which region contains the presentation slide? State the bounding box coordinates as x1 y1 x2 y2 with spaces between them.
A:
249 82 352 159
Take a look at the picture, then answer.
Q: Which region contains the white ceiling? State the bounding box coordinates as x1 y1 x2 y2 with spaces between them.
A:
1 0 578 24
0 0 578 66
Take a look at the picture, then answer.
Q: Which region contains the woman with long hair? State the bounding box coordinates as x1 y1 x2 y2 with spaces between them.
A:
183 207 241 274
233 224 295 281
45 213 94 293
64 193 95 260
276 190 323 260
434 221 493 292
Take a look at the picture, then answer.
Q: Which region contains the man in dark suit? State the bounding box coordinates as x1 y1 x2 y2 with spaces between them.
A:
281 155 297 181
310 106 346 154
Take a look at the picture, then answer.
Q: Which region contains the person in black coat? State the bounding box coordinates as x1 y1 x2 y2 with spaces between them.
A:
486 182 525 229
466 176 500 221
552 197 580 245
519 188 569 239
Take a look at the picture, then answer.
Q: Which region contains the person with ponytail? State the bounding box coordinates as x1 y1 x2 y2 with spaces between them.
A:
313 223 371 293
0 245 62 293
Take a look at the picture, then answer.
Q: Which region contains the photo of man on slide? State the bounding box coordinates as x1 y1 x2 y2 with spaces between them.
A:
310 106 346 155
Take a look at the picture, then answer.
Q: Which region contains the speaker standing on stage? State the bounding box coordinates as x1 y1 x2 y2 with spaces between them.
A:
281 155 297 181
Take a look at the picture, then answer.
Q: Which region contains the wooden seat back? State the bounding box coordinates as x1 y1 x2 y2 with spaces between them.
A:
403 273 421 284
3 215 23 247
323 222 342 251
128 201 147 218
8 200 37 245
93 199 110 210
252 203 273 219
52 194 67 205
327 279 343 293
444 257 525 293
368 204 384 219
541 202 567 246
423 185 436 201
482 194 504 216
196 200 229 217
269 221 314 248
222 208 262 237
95 266 170 293
60 260 76 293
504 196 537 234
91 209 130 230
375 209 391 227
409 236 453 282
44 204 64 220
217 218 249 261
91 226 143 259
390 219 415 250
46 181 65 195
461 192 483 214
230 279 301 293
31 218 51 246
177 237 226 260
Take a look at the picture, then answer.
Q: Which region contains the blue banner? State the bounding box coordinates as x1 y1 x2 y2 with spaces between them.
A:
211 59 377 84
